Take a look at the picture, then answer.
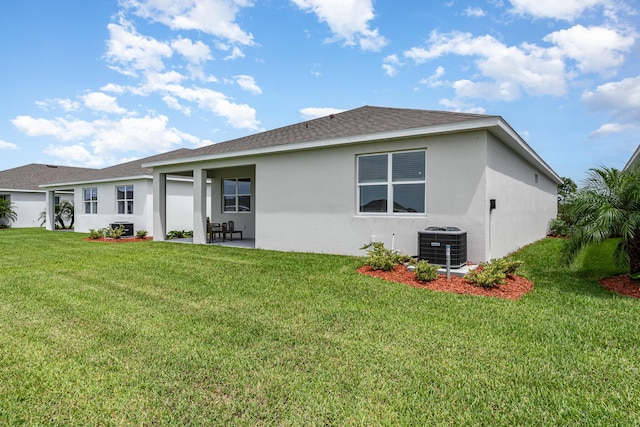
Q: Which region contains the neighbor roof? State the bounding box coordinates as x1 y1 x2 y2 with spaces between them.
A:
0 164 97 192
624 145 640 171
42 148 194 187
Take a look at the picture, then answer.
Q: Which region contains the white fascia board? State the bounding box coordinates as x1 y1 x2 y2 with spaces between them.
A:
624 145 640 170
143 117 505 169
0 188 46 194
40 175 153 189
492 119 563 184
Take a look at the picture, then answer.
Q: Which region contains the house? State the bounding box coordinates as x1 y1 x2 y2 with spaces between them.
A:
0 164 96 228
41 149 210 235
139 105 561 263
624 145 640 171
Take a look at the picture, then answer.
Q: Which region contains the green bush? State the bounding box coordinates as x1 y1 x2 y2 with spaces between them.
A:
167 230 193 239
136 230 148 238
106 225 126 239
88 228 102 239
466 257 523 288
361 242 409 271
415 260 439 282
548 218 571 237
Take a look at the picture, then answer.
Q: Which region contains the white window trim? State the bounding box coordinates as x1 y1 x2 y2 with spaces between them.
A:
116 185 134 215
83 187 98 215
357 150 426 216
222 177 252 213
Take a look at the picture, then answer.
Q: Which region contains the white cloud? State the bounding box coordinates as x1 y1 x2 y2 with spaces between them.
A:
44 144 105 168
235 75 262 94
300 107 345 119
101 83 127 93
291 0 388 51
122 0 255 46
464 7 486 17
82 92 127 114
171 37 212 63
438 98 487 114
508 0 611 21
382 54 402 77
582 75 640 115
404 31 567 100
590 122 638 137
544 25 634 74
12 116 95 141
105 19 172 76
419 66 446 87
0 140 18 150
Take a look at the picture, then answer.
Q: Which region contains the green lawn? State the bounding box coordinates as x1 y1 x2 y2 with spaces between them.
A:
0 228 638 425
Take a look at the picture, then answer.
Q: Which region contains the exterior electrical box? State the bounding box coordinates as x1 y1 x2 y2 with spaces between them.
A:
109 222 134 237
418 227 467 268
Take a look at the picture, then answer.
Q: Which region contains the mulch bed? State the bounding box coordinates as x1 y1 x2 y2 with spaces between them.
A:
357 264 533 300
83 237 152 243
599 275 640 298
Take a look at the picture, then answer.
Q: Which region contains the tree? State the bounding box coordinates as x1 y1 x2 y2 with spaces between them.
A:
0 198 18 226
562 165 640 275
39 200 75 229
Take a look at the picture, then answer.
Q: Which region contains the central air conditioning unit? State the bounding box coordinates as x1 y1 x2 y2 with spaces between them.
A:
109 222 134 237
418 227 467 268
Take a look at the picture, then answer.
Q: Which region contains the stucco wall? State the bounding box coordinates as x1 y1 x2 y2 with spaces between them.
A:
0 191 73 228
255 132 492 260
485 133 557 259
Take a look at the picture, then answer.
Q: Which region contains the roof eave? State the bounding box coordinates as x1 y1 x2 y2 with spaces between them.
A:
624 145 640 170
40 174 153 189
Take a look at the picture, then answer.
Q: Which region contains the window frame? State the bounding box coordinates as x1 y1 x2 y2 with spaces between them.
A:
357 150 426 215
83 187 98 215
222 177 252 213
116 185 134 215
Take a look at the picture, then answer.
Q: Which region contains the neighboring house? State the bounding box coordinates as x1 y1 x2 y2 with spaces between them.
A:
141 105 561 263
0 164 96 228
41 149 209 235
624 145 640 171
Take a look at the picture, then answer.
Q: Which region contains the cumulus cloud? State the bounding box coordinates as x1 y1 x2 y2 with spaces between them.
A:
404 31 567 100
508 0 611 21
382 54 402 77
464 7 486 17
590 122 638 137
544 25 634 74
82 92 127 114
171 37 212 63
235 75 262 94
300 107 345 119
419 66 446 87
291 0 388 51
121 0 255 46
582 75 640 116
0 140 18 150
44 144 105 168
105 19 172 75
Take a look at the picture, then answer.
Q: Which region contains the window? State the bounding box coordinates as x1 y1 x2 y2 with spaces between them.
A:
116 185 134 215
357 150 425 214
223 178 251 212
83 188 98 214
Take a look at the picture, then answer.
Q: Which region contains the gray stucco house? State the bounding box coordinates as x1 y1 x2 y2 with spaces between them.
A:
0 164 95 228
140 106 561 263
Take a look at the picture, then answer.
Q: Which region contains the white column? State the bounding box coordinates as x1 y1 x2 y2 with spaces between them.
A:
153 172 167 241
45 190 56 231
193 167 207 244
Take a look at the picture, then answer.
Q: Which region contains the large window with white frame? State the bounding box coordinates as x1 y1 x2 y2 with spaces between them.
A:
223 178 251 212
83 188 98 214
116 185 134 215
357 150 426 214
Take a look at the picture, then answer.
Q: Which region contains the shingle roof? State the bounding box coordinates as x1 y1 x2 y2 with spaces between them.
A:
187 105 496 158
0 164 97 191
42 148 194 186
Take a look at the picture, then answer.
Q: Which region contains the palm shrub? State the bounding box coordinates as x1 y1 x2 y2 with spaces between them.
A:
0 198 17 226
361 242 409 271
562 165 640 275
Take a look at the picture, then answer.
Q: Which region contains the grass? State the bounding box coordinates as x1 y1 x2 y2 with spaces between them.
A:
0 228 638 425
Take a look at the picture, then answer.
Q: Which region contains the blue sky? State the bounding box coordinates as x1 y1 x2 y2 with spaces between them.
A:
0 0 638 183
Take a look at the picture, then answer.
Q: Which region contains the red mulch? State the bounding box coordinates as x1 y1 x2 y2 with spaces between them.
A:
599 275 640 299
357 264 533 300
83 237 152 243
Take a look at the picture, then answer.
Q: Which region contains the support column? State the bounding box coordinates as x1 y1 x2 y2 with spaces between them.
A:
193 167 207 244
153 172 167 241
45 190 56 231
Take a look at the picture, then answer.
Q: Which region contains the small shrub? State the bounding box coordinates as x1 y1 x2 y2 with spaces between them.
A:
415 260 439 282
106 225 126 239
167 230 193 239
136 229 148 238
88 228 102 239
361 242 409 271
466 257 523 287
548 218 571 237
